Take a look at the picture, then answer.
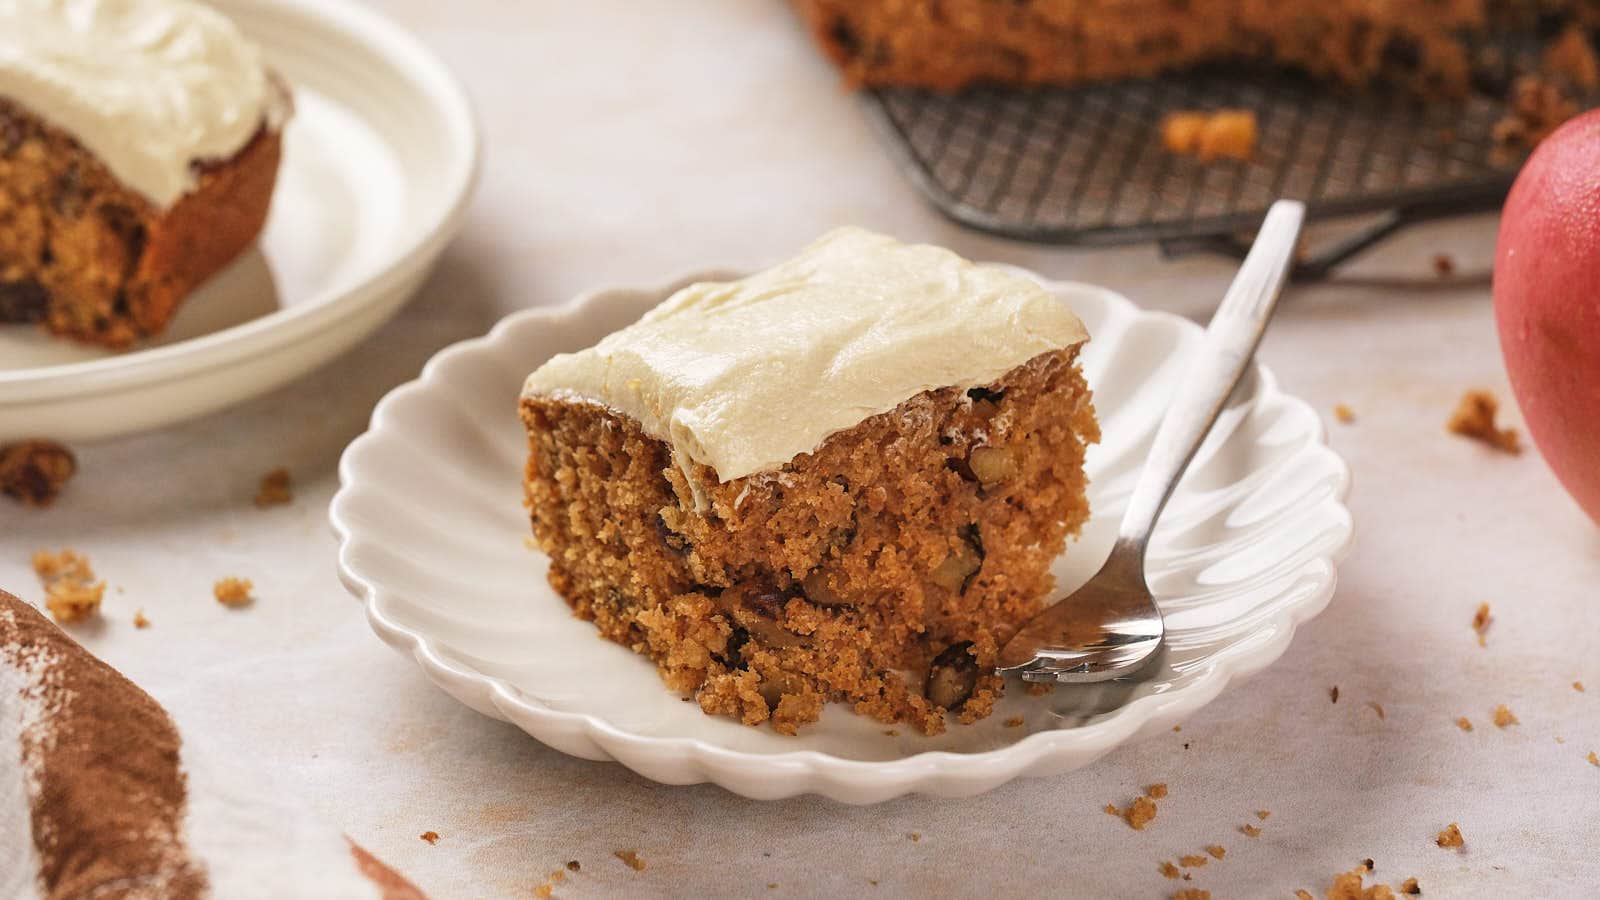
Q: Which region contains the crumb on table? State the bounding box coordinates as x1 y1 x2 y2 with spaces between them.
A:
1573 681 1584 693
1146 783 1169 800
420 831 440 845
1170 889 1211 900
1333 404 1356 424
614 849 645 871
32 548 106 624
133 609 150 629
1472 602 1492 647
566 860 580 872
1447 390 1521 454
1003 716 1024 728
1 439 77 507
1205 845 1226 860
1178 853 1208 868
1256 810 1270 821
1492 704 1518 728
254 467 294 508
1104 803 1120 816
1587 751 1598 767
1124 795 1158 830
1435 823 1464 849
1160 861 1181 879
1456 717 1473 732
1400 876 1421 894
1241 823 1262 837
213 577 255 608
1432 254 1455 277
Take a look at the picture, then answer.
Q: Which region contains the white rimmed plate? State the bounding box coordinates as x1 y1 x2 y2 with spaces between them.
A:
331 271 1353 803
0 0 479 442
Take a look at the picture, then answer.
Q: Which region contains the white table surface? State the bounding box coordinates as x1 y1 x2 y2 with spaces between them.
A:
4 2 1598 897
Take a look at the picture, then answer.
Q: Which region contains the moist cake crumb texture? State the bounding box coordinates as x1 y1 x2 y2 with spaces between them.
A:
521 229 1097 735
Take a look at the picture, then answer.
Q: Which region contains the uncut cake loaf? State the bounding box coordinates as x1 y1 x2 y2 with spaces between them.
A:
792 0 1600 97
0 0 289 347
520 228 1099 735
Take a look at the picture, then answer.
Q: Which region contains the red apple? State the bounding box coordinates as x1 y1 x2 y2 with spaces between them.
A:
1493 108 1600 525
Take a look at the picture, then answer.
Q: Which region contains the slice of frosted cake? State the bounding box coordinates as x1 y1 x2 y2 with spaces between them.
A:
520 227 1098 735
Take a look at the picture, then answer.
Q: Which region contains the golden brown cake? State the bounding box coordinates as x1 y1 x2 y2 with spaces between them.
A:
0 0 289 348
792 0 1600 98
520 228 1099 735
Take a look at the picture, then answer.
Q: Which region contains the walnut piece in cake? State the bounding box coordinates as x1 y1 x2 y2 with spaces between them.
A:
1446 390 1521 454
32 548 105 623
520 228 1097 736
0 440 76 506
213 577 254 608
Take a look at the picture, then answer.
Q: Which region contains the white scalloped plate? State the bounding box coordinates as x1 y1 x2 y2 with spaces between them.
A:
0 0 478 442
331 270 1353 803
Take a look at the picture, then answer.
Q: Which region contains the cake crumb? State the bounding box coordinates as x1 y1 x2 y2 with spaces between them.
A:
213 577 255 608
1125 795 1158 830
767 884 778 890
550 870 566 884
1447 390 1521 454
908 832 920 842
133 609 150 629
1456 717 1473 732
1146 783 1169 799
1492 704 1518 728
1432 254 1455 277
566 860 580 872
1435 823 1464 849
1172 725 1181 732
1003 716 1024 728
1334 404 1356 424
1400 876 1421 894
1160 861 1181 879
1574 681 1584 693
1104 803 1120 816
614 849 645 871
1330 685 1340 704
1 439 77 507
1471 603 1491 647
1368 701 1386 721
1295 891 1314 900
533 886 552 899
1493 76 1578 158
32 549 106 624
1255 810 1270 821
1241 823 1262 837
420 831 440 845
1170 889 1210 900
1205 845 1226 859
1162 109 1256 162
254 467 294 507
1178 854 1208 868
1587 751 1597 767
1556 736 1566 744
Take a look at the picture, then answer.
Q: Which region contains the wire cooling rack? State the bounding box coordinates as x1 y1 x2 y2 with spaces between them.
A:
864 48 1597 272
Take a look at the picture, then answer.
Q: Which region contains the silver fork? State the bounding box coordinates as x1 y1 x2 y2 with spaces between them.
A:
995 199 1305 683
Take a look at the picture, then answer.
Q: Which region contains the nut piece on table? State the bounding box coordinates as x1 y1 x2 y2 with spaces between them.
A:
1162 109 1257 162
925 640 979 710
1 439 76 507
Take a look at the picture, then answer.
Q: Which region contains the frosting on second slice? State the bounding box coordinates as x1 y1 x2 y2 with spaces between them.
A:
524 226 1089 484
0 0 288 208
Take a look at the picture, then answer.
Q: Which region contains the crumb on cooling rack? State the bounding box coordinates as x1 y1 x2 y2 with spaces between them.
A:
254 467 294 508
1447 390 1521 454
32 548 105 624
420 831 440 845
614 849 645 871
1334 404 1356 424
1456 717 1473 732
1161 109 1256 162
213 577 254 608
1472 602 1492 647
1435 823 1465 849
1432 254 1455 277
1 439 77 507
1493 704 1518 728
1492 76 1578 161
1241 823 1262 837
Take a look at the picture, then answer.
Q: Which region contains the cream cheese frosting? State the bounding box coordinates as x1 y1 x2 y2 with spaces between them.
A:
0 0 287 208
524 227 1090 484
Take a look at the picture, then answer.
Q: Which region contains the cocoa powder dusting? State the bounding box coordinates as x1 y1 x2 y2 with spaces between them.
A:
0 589 207 899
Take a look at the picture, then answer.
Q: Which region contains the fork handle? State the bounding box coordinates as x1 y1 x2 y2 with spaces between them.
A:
1113 200 1305 563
